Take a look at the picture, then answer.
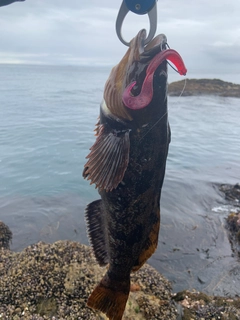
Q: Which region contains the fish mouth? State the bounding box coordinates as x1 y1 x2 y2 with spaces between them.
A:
122 29 187 110
103 29 187 121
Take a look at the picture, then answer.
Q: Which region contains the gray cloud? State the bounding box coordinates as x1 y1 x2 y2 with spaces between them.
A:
0 0 239 82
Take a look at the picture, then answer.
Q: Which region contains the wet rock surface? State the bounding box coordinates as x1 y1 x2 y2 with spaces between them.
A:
219 183 240 256
219 183 240 204
0 220 12 250
168 79 240 97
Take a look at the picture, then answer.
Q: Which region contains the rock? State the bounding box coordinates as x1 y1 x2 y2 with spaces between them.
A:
168 79 240 97
0 220 12 249
1 222 240 319
218 183 240 256
173 290 240 320
219 183 240 203
0 240 178 319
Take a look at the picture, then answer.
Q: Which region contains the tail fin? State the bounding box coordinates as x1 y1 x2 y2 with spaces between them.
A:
87 272 130 320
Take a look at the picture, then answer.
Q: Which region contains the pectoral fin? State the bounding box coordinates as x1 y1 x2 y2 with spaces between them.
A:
83 124 130 192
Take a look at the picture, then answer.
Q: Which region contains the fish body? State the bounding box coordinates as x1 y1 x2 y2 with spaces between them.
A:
83 30 187 319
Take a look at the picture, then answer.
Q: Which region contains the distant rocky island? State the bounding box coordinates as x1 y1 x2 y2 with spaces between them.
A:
168 78 240 97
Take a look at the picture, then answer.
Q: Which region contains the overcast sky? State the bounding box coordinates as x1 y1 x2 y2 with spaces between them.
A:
0 0 239 82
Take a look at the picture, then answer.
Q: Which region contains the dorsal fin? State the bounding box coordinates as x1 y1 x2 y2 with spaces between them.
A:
85 199 108 266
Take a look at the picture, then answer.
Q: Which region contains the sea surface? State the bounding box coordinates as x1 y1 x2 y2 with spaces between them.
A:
0 64 240 296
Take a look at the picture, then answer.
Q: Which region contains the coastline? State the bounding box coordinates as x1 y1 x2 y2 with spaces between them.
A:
1 181 240 320
0 238 178 320
1 238 240 320
168 78 240 97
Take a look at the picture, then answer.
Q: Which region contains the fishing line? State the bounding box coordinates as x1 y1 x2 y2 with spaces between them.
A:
139 111 168 142
139 42 186 141
166 42 186 98
166 43 181 75
179 78 187 97
167 61 179 74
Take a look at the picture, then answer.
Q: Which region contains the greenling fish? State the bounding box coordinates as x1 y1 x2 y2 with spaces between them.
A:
83 29 187 320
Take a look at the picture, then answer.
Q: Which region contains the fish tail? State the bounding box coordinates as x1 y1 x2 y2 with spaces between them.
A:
87 272 130 320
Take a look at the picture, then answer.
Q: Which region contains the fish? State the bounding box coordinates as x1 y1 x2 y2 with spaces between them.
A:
83 29 187 320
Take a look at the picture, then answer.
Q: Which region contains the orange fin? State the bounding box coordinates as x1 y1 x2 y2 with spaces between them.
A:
132 210 160 272
85 199 108 266
87 273 130 320
83 124 130 192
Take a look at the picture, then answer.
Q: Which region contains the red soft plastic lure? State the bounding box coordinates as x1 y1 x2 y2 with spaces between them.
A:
122 49 187 110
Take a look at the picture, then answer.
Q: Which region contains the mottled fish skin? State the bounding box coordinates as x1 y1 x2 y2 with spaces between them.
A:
99 71 170 276
83 30 172 320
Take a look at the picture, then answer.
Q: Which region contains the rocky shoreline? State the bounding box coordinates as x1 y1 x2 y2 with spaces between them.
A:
168 78 240 97
1 182 240 320
0 237 179 320
1 237 240 320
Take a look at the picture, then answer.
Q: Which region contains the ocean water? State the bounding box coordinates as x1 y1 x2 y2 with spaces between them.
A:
0 64 240 295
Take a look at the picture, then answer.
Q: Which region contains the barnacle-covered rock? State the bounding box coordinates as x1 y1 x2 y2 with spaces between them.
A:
0 240 177 319
1 222 240 319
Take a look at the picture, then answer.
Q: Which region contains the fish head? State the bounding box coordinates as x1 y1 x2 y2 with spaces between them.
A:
104 29 187 123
